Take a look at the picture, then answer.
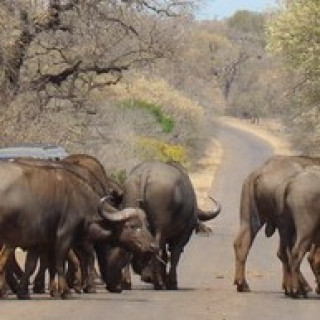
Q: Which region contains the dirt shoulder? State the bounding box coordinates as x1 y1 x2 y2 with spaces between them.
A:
190 116 292 209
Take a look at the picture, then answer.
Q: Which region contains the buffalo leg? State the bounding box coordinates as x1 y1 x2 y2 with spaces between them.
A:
66 250 82 294
234 222 261 292
152 257 166 290
277 231 311 295
74 242 96 293
17 251 39 299
106 247 131 293
151 233 166 290
308 243 320 294
289 237 311 297
167 232 192 290
121 264 132 290
91 265 102 285
33 254 48 294
0 245 14 297
278 225 312 296
55 231 72 299
277 240 291 295
6 253 22 294
5 270 19 295
10 252 23 278
297 272 312 294
48 252 59 298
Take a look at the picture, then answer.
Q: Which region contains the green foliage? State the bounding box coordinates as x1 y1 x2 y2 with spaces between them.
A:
267 0 320 153
138 137 188 165
120 99 175 133
267 0 320 80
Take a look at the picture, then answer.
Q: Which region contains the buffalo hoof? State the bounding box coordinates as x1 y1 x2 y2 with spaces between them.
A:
73 284 82 294
83 285 96 294
316 285 320 295
166 278 178 290
289 291 299 299
166 284 178 290
154 283 166 290
60 291 72 299
121 281 132 290
283 288 290 296
287 286 306 299
17 291 30 300
33 285 45 294
286 283 311 298
107 286 122 293
0 289 9 298
235 280 251 293
282 283 291 296
60 287 72 299
50 289 60 298
141 274 153 284
302 283 312 294
297 286 309 298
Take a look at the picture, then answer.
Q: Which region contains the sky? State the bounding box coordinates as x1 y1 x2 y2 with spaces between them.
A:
196 0 279 20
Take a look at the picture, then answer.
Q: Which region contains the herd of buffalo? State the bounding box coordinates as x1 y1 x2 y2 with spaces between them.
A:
1 152 320 300
0 154 220 299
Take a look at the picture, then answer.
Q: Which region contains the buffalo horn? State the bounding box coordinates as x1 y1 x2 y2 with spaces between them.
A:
98 197 140 221
197 196 221 221
103 208 141 222
98 196 118 213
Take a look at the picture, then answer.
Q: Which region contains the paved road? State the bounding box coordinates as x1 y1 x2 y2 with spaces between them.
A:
0 121 318 320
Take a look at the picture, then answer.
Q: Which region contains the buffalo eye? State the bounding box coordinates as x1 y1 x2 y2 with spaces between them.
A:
126 224 141 231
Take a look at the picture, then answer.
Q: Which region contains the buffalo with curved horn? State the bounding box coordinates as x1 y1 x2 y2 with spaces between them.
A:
103 160 221 291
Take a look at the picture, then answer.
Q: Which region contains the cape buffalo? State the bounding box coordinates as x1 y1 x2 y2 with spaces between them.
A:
111 160 221 290
62 153 123 207
276 166 320 297
234 155 320 294
0 159 156 299
30 154 124 294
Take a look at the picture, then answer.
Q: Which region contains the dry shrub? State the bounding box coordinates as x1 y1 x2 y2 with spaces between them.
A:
138 137 188 165
107 73 205 149
83 72 210 173
84 100 158 174
288 108 320 155
0 92 88 152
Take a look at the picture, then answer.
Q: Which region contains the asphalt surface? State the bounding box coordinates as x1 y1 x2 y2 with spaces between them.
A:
1 120 318 320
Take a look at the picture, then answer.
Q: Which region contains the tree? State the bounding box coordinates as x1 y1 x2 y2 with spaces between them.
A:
267 0 320 80
0 0 192 106
267 0 320 154
210 12 265 103
228 10 266 38
0 0 193 146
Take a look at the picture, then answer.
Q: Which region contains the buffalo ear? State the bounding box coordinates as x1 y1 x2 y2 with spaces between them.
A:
88 222 112 240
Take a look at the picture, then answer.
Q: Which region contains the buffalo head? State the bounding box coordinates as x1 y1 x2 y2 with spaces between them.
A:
98 198 158 255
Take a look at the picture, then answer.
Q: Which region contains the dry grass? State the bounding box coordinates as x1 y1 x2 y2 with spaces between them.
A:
107 73 205 142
